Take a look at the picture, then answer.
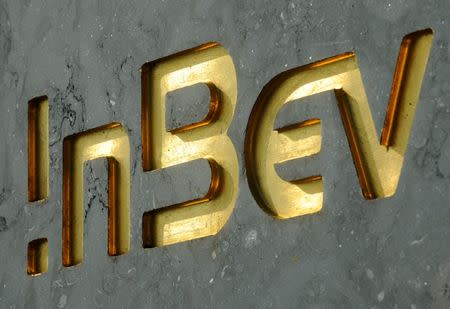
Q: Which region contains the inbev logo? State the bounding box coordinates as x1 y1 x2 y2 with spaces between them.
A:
24 29 433 276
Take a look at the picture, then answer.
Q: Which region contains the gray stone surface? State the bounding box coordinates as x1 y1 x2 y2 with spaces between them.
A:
0 0 449 308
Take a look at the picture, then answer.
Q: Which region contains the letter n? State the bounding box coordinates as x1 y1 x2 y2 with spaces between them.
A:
62 123 130 266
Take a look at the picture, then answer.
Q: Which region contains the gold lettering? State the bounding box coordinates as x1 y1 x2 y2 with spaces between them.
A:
141 43 239 247
27 238 48 276
245 29 433 218
62 123 130 266
28 96 49 202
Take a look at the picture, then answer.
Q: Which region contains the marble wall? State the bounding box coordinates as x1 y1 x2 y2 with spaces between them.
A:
0 0 449 308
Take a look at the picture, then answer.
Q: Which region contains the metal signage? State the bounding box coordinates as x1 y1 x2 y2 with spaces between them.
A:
24 29 433 276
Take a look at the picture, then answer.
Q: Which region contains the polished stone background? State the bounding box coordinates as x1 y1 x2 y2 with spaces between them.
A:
0 0 449 308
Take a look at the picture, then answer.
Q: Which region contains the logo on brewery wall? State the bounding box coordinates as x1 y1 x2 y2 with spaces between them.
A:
25 29 433 276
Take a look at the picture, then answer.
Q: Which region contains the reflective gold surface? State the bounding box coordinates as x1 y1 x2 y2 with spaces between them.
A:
62 123 130 266
245 29 433 219
141 43 239 247
28 96 49 202
27 238 48 276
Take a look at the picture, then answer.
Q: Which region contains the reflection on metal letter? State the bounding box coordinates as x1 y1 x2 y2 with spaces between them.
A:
245 29 433 219
62 123 130 266
141 43 239 247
